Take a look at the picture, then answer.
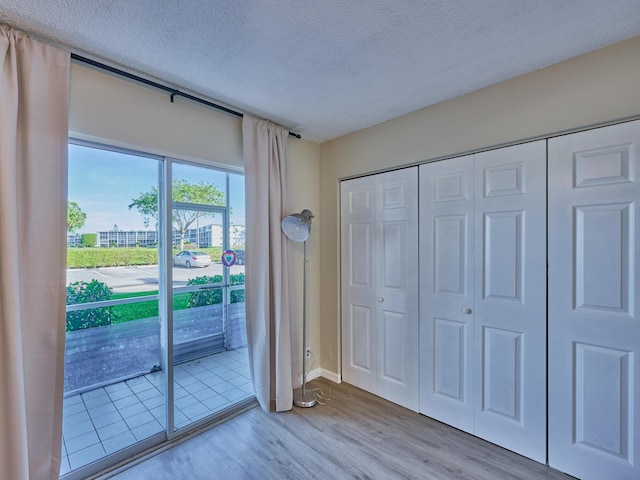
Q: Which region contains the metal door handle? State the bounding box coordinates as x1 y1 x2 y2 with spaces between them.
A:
378 297 384 303
462 307 472 314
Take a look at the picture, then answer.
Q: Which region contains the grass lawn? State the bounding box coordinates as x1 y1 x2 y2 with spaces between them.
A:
110 290 191 323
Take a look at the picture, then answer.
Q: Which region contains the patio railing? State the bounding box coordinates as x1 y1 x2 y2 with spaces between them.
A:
64 301 246 395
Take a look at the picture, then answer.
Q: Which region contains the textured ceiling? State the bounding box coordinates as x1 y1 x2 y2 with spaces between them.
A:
1 1 640 142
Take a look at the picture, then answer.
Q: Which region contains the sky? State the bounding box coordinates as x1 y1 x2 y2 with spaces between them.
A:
68 143 245 234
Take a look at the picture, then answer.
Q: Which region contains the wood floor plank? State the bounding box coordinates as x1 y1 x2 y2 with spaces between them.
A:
106 380 575 480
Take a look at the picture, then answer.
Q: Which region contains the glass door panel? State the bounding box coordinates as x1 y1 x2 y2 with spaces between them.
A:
227 172 248 359
63 143 166 477
171 207 230 430
171 178 251 431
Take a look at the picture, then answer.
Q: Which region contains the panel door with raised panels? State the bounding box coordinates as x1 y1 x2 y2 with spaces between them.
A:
374 168 419 410
473 141 547 464
419 142 546 462
341 167 419 411
549 120 640 480
341 176 377 393
419 155 475 432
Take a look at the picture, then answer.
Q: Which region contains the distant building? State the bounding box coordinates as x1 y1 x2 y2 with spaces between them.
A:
75 225 246 248
173 224 217 247
68 225 245 248
67 233 82 247
230 225 245 247
99 229 157 248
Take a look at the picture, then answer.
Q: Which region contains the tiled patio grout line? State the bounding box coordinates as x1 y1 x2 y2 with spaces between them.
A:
60 348 252 476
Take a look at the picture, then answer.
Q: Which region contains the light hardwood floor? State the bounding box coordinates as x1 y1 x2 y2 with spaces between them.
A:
104 379 574 479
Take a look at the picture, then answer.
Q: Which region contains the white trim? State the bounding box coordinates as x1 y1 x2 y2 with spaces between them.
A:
301 367 321 385
305 367 322 381
302 368 342 385
319 368 342 384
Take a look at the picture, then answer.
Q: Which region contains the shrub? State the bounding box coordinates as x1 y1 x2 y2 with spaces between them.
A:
230 289 245 303
187 275 223 307
67 246 225 269
186 273 245 307
66 279 112 331
67 247 159 268
230 273 245 304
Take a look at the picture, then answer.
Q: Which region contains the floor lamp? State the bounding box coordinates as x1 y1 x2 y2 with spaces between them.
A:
281 209 317 408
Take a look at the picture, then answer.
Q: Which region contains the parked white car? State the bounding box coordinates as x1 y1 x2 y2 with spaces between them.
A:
172 250 212 268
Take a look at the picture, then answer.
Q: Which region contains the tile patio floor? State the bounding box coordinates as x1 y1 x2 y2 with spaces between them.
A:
60 348 253 476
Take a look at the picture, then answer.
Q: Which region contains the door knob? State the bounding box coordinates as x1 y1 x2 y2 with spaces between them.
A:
462 307 472 314
378 297 384 303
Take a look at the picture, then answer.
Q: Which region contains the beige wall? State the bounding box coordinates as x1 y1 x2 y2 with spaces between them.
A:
287 138 321 365
69 62 322 368
319 35 640 374
70 63 244 167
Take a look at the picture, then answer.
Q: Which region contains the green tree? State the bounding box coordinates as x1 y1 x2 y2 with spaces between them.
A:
129 179 224 249
80 233 97 247
67 201 87 233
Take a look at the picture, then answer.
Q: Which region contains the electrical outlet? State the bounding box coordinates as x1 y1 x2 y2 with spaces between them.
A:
305 348 311 358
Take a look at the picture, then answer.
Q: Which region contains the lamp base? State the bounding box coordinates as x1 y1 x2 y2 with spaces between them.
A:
293 387 317 408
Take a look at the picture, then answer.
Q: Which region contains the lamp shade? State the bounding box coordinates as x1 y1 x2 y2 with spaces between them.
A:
281 209 314 242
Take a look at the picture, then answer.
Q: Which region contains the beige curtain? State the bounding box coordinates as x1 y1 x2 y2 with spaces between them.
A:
0 25 70 480
243 115 297 412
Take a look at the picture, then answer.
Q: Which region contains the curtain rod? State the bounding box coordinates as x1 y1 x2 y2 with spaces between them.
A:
71 53 302 139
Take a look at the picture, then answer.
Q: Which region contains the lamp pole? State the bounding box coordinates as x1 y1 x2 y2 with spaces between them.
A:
282 209 317 408
302 241 310 393
293 237 317 407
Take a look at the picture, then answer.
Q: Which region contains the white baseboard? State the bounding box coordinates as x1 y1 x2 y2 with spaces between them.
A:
319 369 341 384
302 368 341 384
306 367 322 381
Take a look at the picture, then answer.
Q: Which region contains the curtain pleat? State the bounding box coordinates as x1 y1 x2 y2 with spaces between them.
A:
243 115 296 412
0 25 69 480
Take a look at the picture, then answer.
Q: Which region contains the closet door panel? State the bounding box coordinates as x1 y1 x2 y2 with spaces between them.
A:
473 141 547 463
375 168 419 411
419 156 475 432
549 119 640 480
341 168 419 411
341 178 377 392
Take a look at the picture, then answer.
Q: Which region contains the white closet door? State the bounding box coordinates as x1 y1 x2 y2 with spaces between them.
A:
419 142 546 462
473 141 547 464
341 176 377 394
419 155 475 432
341 168 419 411
549 120 640 480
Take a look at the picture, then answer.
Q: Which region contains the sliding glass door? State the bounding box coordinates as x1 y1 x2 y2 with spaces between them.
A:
171 204 227 429
63 144 166 477
61 143 251 479
168 162 252 433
